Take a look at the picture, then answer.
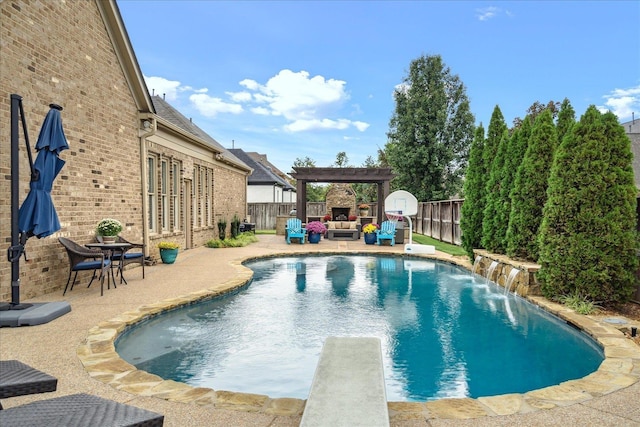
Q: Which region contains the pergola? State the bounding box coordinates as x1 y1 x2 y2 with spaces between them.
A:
289 167 396 222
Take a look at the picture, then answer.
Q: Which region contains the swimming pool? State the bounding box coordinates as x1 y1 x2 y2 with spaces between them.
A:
115 254 604 401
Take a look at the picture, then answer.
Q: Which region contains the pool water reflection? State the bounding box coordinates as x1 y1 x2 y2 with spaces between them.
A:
116 255 604 401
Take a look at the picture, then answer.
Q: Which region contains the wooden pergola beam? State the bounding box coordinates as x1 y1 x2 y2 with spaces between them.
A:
290 167 395 222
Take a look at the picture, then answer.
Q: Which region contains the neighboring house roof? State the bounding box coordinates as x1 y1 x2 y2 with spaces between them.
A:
151 96 250 172
246 152 293 183
229 149 295 190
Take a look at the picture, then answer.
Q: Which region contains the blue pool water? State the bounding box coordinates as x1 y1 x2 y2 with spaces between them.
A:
115 255 604 401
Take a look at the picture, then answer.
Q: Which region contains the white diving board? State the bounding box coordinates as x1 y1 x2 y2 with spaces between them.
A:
300 337 390 427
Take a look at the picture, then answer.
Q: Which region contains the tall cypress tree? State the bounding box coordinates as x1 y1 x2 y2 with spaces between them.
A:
556 98 576 145
460 124 486 259
537 106 638 303
505 110 557 260
482 129 509 253
480 106 508 253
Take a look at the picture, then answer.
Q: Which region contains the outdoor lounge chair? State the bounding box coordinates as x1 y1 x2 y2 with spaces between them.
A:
0 393 164 426
58 237 112 296
376 220 396 246
97 235 145 283
286 218 306 244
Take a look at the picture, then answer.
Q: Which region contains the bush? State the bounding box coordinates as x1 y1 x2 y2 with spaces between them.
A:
205 232 258 248
537 106 638 304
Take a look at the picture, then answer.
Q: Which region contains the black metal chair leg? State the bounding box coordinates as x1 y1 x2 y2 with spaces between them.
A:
63 271 73 295
86 270 97 288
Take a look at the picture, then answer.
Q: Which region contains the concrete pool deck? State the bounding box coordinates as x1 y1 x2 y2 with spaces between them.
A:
1 234 639 426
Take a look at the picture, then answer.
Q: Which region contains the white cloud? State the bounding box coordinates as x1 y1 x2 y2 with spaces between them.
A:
284 118 352 132
190 93 243 117
146 71 370 133
227 91 252 102
251 106 270 115
144 76 182 100
598 85 640 120
476 6 500 21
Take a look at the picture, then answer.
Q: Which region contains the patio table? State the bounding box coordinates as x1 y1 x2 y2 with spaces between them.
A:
0 360 57 409
86 242 132 285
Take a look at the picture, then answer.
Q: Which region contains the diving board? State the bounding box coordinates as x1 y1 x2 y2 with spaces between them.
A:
300 337 389 427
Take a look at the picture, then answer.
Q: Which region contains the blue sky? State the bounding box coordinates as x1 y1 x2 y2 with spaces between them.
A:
118 1 640 175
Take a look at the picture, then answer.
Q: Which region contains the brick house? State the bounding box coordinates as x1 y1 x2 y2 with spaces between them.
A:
0 0 250 301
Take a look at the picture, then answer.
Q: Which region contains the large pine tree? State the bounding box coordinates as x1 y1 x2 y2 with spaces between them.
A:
460 124 486 259
506 110 557 260
537 106 638 303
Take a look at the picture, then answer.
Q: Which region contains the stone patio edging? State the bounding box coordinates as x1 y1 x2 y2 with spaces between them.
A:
77 251 640 422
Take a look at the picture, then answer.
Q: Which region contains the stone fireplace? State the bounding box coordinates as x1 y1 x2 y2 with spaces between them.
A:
325 184 356 220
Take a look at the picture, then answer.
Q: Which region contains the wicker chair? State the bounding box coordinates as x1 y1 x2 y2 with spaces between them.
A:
58 237 111 296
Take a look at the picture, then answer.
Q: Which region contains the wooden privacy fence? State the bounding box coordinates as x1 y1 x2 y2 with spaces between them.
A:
415 199 463 246
247 202 326 230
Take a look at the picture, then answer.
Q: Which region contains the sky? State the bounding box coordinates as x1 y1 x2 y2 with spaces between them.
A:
117 1 640 175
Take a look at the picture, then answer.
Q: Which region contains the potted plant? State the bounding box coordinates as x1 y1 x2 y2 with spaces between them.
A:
306 221 327 244
348 215 357 221
358 203 370 216
158 241 180 264
96 218 122 243
231 214 241 239
323 214 331 222
362 223 379 245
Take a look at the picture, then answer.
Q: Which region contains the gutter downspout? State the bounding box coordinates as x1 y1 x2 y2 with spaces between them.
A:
139 115 157 256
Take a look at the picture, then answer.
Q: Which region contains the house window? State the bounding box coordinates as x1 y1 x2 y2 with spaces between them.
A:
161 159 169 231
147 155 158 233
172 161 180 230
200 168 206 227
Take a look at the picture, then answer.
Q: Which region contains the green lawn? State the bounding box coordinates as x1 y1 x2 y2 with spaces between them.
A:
410 234 467 257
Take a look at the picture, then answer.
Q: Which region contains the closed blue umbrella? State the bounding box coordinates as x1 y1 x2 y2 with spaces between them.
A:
18 104 68 239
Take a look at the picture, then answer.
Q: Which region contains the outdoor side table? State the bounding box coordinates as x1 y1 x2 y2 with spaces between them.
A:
0 360 57 409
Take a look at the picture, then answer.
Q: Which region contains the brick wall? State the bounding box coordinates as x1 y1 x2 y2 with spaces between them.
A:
1 0 142 300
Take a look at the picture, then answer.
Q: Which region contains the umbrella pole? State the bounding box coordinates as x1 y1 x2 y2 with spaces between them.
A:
6 94 32 310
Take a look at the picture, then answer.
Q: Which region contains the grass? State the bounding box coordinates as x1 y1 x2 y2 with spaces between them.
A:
411 234 468 257
558 292 601 315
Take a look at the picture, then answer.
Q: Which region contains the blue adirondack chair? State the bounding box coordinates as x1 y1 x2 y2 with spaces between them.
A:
286 218 306 244
376 220 396 246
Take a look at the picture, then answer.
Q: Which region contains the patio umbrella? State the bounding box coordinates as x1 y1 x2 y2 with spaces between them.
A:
18 104 68 240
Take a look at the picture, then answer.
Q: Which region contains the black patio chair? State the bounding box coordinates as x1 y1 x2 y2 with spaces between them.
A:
96 235 145 283
58 237 112 296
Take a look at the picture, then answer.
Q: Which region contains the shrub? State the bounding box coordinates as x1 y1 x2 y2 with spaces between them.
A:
205 232 258 248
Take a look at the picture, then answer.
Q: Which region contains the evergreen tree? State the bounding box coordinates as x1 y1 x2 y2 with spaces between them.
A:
537 106 638 303
481 128 509 253
480 106 508 252
505 110 557 260
556 98 576 145
385 54 475 201
460 124 486 259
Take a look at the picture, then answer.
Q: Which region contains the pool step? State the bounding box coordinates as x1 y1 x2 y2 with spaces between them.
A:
300 337 389 427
